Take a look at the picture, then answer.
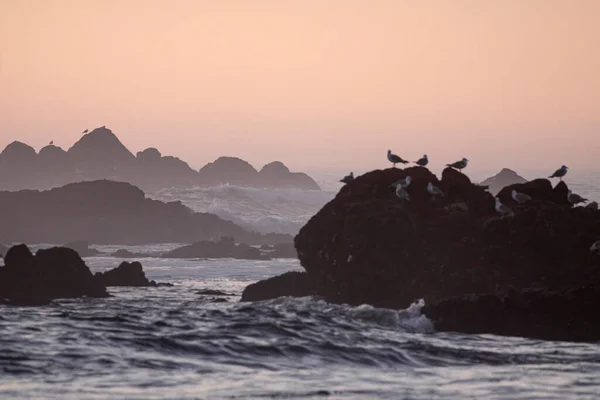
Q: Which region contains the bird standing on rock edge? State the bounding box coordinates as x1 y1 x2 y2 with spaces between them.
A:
414 154 428 167
446 158 468 171
387 150 408 168
549 165 568 181
340 172 354 184
567 190 588 205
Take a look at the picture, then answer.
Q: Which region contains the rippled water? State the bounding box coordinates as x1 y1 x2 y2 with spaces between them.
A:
2 252 600 399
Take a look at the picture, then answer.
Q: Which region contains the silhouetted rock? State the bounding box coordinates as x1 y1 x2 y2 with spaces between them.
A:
258 161 320 190
0 244 108 305
94 261 155 287
63 240 101 257
481 168 527 195
196 289 233 296
0 141 40 190
111 249 145 258
134 147 198 191
163 236 269 259
241 271 316 302
0 180 292 245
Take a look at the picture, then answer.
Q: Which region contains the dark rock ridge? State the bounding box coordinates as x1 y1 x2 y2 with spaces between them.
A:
63 240 101 257
94 261 158 287
0 127 320 191
244 166 600 341
241 271 316 302
0 180 292 245
480 168 527 195
0 244 108 305
163 236 269 260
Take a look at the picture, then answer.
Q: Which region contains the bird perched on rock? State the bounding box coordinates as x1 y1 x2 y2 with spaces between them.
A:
391 176 412 189
590 240 600 255
495 197 513 216
427 182 445 198
549 165 568 181
49 141 54 145
82 129 89 134
567 190 587 205
394 185 410 201
511 190 531 204
446 158 468 171
414 154 428 167
340 172 354 184
585 201 598 210
387 150 408 168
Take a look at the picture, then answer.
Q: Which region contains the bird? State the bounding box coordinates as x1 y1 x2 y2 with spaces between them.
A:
511 190 531 204
590 240 600 255
391 176 412 189
82 129 88 134
394 185 410 201
567 190 588 205
585 201 598 210
495 197 513 216
446 158 469 171
549 165 568 181
414 154 428 167
427 182 445 198
49 140 54 145
340 172 354 184
387 150 409 168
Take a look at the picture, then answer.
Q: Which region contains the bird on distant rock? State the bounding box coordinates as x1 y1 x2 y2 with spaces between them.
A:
427 182 445 198
495 197 513 216
82 129 88 134
391 176 412 189
590 240 600 255
387 150 408 168
549 165 568 181
567 190 588 205
340 172 354 184
49 141 54 145
394 185 410 201
511 190 531 204
446 158 468 171
414 154 429 167
585 201 598 210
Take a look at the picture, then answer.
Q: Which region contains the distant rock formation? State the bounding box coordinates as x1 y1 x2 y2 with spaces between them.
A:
63 240 101 257
241 271 315 302
162 236 269 260
94 261 158 287
0 180 292 245
0 127 320 191
480 168 527 195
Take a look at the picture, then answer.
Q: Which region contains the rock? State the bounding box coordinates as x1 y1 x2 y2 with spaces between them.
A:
63 240 101 257
198 157 259 186
94 261 156 287
258 161 321 190
270 242 297 258
241 271 316 302
111 249 145 258
0 244 108 305
196 289 234 296
480 168 528 195
0 141 40 190
162 236 269 260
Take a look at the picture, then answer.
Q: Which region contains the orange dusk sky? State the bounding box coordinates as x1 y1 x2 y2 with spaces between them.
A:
0 0 599 174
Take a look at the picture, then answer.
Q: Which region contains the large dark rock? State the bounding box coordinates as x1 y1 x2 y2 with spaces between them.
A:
162 236 269 260
0 180 292 245
480 168 527 195
241 271 316 302
0 244 108 305
94 261 155 287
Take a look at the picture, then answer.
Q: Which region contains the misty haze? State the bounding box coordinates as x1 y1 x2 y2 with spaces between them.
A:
1 1 600 399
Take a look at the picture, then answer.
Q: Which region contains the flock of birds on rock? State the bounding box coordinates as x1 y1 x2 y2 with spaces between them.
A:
339 150 600 255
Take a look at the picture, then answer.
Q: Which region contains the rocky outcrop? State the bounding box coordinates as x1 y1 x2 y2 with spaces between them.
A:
94 261 157 287
111 249 147 258
243 166 600 341
0 244 108 305
0 180 292 245
0 127 320 191
241 271 316 302
480 168 527 195
63 240 101 257
162 236 269 260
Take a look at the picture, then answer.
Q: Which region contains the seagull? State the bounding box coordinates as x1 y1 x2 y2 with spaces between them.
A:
495 197 513 216
340 172 354 184
427 182 445 198
414 154 428 167
585 201 598 210
391 176 412 189
49 141 54 145
394 185 410 201
446 158 469 171
387 150 409 168
549 165 568 181
590 240 600 255
511 190 531 204
567 190 588 205
82 129 89 134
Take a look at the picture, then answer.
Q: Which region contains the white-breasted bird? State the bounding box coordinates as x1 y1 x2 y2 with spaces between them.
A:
427 182 445 198
511 190 531 204
391 176 412 189
340 172 354 184
585 201 598 210
414 154 429 167
549 165 568 181
495 197 513 216
394 185 410 201
590 240 600 255
567 190 588 205
387 150 409 168
446 158 468 171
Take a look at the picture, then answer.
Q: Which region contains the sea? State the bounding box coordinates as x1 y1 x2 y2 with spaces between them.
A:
1 169 600 399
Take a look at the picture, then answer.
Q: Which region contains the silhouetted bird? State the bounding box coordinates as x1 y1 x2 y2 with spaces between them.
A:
549 165 568 181
49 141 54 145
414 154 429 167
340 172 354 184
387 150 408 168
446 158 469 171
82 129 89 134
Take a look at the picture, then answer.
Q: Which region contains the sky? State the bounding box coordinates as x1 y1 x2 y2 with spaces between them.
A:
1 0 599 175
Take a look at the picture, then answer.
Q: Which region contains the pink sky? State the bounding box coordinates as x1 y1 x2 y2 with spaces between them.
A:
1 0 599 174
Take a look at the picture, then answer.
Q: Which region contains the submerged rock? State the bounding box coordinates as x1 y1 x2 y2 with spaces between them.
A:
0 244 108 305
